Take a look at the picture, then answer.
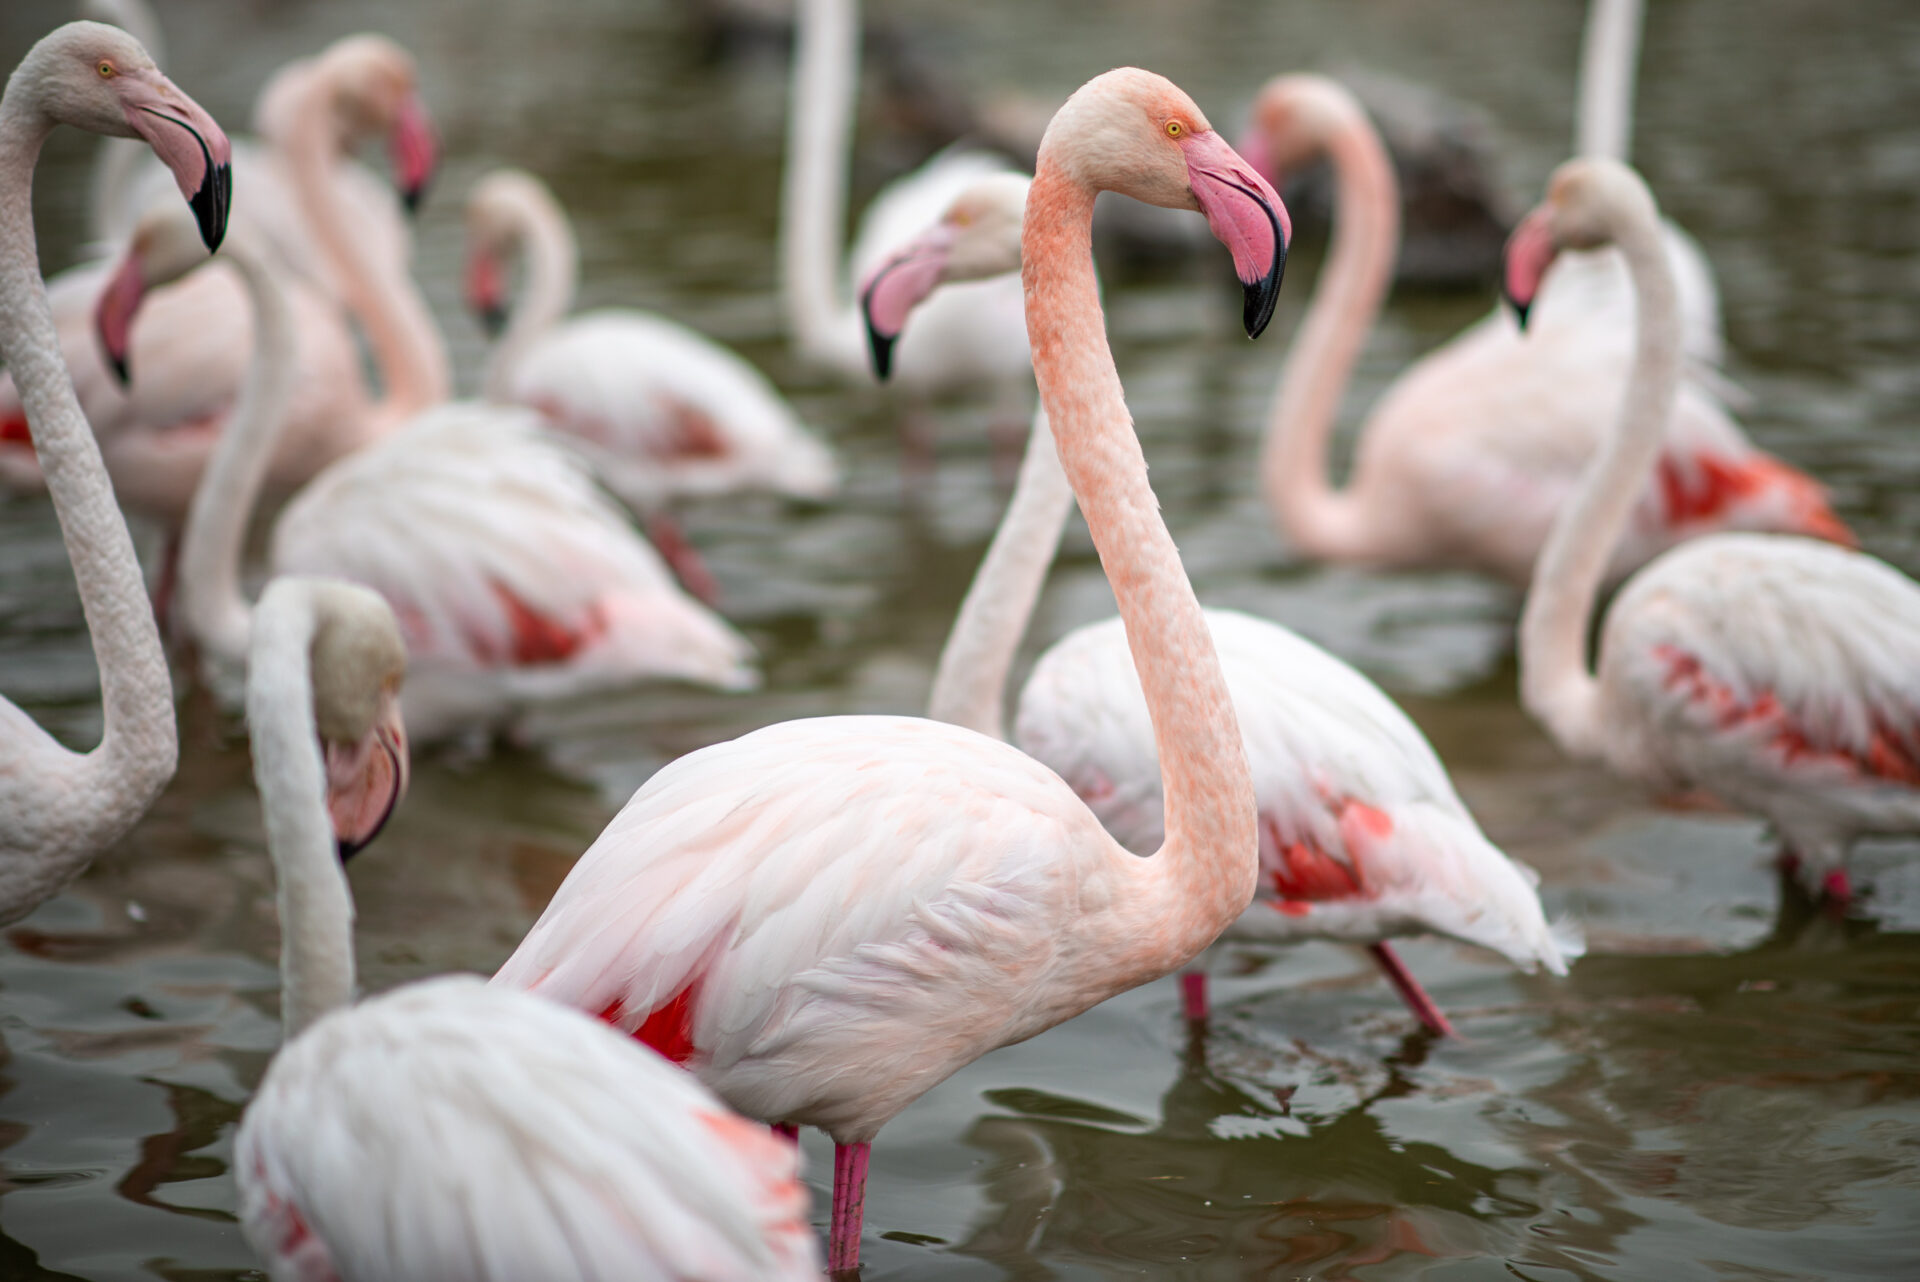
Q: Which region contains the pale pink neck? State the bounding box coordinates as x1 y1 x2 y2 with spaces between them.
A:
1023 162 1255 979
484 188 578 402
1578 0 1643 161
1259 110 1399 562
283 82 447 419
1520 195 1678 757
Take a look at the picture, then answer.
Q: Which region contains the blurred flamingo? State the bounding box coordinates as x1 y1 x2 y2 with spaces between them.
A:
491 68 1287 1272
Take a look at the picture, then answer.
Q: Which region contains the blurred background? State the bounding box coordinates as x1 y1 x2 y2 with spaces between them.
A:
1 0 1918 1278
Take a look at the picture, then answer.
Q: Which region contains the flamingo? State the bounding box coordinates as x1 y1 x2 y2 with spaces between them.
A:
1508 156 1920 905
491 67 1288 1272
464 167 838 603
100 201 758 743
863 175 1576 1036
234 575 820 1281
1246 44 1849 586
0 21 229 921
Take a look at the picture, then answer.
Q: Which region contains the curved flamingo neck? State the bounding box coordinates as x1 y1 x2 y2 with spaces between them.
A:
283 79 448 420
1520 192 1679 757
1022 160 1256 977
246 582 356 1039
484 189 578 402
0 87 175 882
780 0 864 374
1260 108 1400 562
926 404 1073 739
176 239 296 668
1577 0 1643 161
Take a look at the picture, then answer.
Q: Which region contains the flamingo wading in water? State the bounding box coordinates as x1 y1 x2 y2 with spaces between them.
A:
1508 156 1920 905
862 174 1577 1036
234 576 819 1281
0 21 229 922
492 67 1288 1272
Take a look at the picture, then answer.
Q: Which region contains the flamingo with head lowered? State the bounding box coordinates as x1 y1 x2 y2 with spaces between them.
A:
1509 156 1920 905
863 172 1577 1037
491 67 1287 1273
233 576 819 1281
0 20 229 923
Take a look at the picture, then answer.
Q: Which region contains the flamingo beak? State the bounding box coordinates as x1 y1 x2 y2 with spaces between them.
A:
856 222 959 381
325 692 409 861
389 92 437 214
95 251 148 387
466 250 508 340
1180 129 1291 339
1502 206 1557 332
121 72 233 251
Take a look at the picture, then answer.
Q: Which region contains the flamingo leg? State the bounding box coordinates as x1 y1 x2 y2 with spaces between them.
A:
1179 970 1209 1022
1822 868 1852 903
828 1140 870 1273
1367 942 1455 1038
646 513 723 608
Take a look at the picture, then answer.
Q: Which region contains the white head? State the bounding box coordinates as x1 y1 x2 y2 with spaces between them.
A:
462 167 564 338
1239 73 1369 186
301 579 410 859
303 34 437 210
1502 156 1659 329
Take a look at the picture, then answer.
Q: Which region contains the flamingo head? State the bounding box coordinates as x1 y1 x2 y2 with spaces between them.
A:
857 172 1030 379
1239 73 1365 188
1041 68 1290 338
316 34 438 213
462 169 560 341
95 199 218 386
306 581 410 860
19 23 232 250
1504 156 1655 331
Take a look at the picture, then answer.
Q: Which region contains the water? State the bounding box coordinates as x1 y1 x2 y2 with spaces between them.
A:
3 0 1920 1276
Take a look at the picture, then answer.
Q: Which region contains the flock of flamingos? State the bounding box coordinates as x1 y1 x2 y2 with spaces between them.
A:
1 0 1915 1275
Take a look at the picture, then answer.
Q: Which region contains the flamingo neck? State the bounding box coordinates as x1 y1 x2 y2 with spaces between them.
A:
1520 198 1679 757
1260 110 1400 562
1022 162 1256 978
484 190 578 402
176 241 297 668
927 404 1074 739
781 0 865 374
246 582 357 1039
0 92 175 869
283 81 448 419
1577 0 1643 160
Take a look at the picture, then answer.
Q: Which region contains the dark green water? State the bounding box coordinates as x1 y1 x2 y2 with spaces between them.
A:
2 0 1918 1277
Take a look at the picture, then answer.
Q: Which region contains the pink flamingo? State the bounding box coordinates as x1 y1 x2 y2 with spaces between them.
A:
101 202 758 743
863 176 1576 1037
235 577 819 1280
491 67 1287 1272
0 22 228 920
1246 67 1849 587
1508 156 1920 904
465 167 838 603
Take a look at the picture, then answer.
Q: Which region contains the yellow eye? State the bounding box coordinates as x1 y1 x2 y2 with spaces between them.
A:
1165 120 1184 138
97 61 115 78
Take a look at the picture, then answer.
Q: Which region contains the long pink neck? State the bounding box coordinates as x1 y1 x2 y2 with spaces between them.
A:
1023 162 1255 978
484 188 578 402
283 83 447 420
1520 191 1679 757
1259 111 1399 562
0 95 175 875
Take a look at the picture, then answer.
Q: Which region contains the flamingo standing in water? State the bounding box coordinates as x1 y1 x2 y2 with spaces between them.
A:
862 175 1575 1036
0 22 229 921
100 201 758 743
1508 156 1920 904
1245 29 1848 585
492 68 1288 1272
464 168 837 602
234 576 819 1281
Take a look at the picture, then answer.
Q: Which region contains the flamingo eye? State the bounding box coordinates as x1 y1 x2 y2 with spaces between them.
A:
97 60 116 78
1165 120 1184 139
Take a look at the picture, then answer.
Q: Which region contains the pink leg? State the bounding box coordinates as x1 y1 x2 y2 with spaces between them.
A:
773 1122 799 1142
1368 942 1454 1038
647 513 723 608
1180 970 1209 1022
1822 868 1853 903
828 1140 870 1274
150 528 182 636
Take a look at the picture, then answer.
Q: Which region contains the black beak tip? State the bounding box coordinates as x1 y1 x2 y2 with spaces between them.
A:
336 836 365 864
191 162 231 252
478 305 508 341
402 181 428 216
1241 243 1285 341
1504 289 1533 333
108 351 131 388
866 325 896 382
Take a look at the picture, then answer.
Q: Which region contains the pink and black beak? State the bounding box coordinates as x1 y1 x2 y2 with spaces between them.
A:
465 248 508 339
856 222 958 380
95 250 148 387
324 693 409 861
1180 129 1290 339
389 92 438 215
122 73 232 252
1502 206 1557 333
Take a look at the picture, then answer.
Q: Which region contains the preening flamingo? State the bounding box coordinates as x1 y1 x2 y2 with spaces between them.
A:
234 576 819 1281
1247 64 1848 586
465 167 837 601
102 202 758 743
492 67 1288 1272
864 175 1575 1037
0 22 229 921
1509 156 1920 904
